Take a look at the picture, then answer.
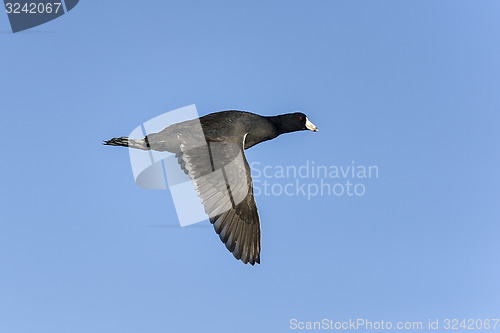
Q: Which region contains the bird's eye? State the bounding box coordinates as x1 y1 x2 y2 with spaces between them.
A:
298 117 303 121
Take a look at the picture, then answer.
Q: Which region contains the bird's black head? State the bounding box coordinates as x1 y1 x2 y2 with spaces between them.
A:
273 112 319 134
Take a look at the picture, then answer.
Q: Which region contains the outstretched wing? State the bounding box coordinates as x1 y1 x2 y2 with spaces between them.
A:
176 132 261 265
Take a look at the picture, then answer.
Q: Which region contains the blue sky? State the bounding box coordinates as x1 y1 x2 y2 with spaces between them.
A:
1 1 499 332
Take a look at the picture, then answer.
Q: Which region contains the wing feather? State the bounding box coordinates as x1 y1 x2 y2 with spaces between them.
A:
175 133 261 265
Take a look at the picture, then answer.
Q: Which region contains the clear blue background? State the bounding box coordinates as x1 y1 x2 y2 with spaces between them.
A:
1 1 499 332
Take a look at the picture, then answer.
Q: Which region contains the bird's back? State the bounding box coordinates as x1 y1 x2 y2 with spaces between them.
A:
146 110 274 152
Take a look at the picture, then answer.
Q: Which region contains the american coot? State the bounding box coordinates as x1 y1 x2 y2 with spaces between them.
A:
105 110 318 265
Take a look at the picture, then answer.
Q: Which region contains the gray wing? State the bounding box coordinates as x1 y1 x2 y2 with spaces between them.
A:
176 133 261 265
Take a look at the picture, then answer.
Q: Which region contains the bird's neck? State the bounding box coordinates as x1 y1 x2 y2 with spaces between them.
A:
243 116 281 149
268 115 295 134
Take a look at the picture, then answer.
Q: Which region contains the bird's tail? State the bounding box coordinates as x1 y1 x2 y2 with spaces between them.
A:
103 136 151 150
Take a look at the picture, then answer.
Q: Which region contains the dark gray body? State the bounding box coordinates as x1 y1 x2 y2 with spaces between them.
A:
147 111 285 153
104 110 317 265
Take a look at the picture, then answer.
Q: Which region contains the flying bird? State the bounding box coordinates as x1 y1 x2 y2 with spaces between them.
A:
104 110 318 265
